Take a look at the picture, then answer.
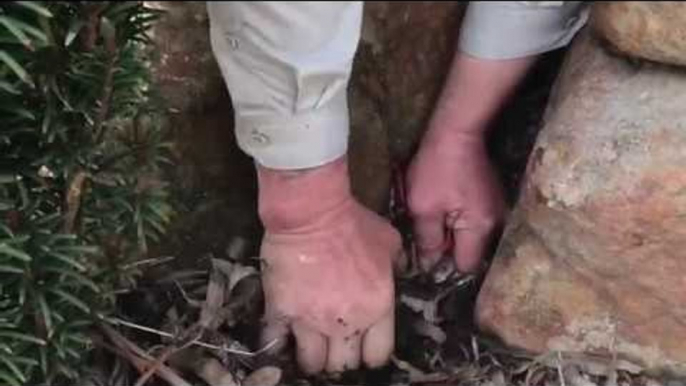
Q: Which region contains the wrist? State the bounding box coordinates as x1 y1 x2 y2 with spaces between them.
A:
422 117 487 153
256 155 354 232
423 94 490 148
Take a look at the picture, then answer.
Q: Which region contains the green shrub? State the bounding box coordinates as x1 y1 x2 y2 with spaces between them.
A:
0 2 172 385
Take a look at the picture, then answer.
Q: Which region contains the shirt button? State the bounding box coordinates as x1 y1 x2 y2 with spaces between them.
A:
228 36 239 49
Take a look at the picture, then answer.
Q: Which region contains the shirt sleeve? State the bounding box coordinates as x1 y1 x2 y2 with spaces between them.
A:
207 2 363 170
459 1 590 60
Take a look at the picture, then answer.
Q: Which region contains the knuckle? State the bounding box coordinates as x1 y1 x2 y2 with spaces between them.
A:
407 192 439 216
365 354 390 369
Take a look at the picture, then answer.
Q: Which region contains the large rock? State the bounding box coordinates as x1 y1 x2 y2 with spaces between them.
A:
590 2 686 67
476 29 686 376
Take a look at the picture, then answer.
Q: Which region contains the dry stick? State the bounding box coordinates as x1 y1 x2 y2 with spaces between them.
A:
173 279 203 308
99 323 194 386
93 22 118 144
63 8 115 234
122 255 176 271
106 317 279 357
92 334 148 374
132 329 201 386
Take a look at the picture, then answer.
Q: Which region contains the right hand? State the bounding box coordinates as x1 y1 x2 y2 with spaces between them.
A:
257 156 402 375
404 52 535 274
406 129 506 274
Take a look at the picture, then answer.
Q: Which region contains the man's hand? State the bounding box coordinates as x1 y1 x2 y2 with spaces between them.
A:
407 131 505 273
406 52 537 274
257 156 401 375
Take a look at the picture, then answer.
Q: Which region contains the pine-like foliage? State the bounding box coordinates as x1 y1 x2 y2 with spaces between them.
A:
0 2 173 385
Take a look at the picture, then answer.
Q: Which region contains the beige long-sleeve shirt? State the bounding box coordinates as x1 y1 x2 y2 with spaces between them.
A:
207 2 589 170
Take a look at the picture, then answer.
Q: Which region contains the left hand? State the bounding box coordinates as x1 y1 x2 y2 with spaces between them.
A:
406 129 506 274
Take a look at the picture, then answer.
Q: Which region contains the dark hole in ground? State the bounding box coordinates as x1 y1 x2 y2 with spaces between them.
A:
488 48 568 207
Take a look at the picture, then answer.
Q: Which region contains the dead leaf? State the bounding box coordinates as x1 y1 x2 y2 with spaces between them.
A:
197 357 238 386
399 294 439 323
391 356 448 384
412 319 446 345
243 366 282 386
526 366 547 386
430 255 455 284
534 352 643 379
200 261 227 329
564 366 599 386
212 258 258 292
482 370 507 386
611 359 642 375
392 356 427 379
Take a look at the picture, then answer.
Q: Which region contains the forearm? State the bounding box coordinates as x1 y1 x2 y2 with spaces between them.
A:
426 1 589 141
426 53 537 141
207 2 363 170
208 2 364 230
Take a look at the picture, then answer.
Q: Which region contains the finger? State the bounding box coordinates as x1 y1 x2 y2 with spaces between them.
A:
385 227 407 273
362 311 394 369
451 226 494 273
325 332 362 374
413 215 448 271
292 322 328 375
392 248 409 274
260 315 290 356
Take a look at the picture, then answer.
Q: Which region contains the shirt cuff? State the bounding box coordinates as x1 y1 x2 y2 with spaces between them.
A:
459 1 590 60
208 2 361 170
234 92 350 170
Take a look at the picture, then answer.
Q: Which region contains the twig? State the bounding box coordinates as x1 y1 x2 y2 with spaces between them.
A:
557 351 567 386
91 334 147 373
98 323 194 386
81 3 108 51
122 255 176 271
132 332 199 386
173 280 203 308
471 335 481 363
105 317 279 357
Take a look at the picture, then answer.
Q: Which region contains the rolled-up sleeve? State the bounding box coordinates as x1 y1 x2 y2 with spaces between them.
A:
459 1 590 60
207 2 363 170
